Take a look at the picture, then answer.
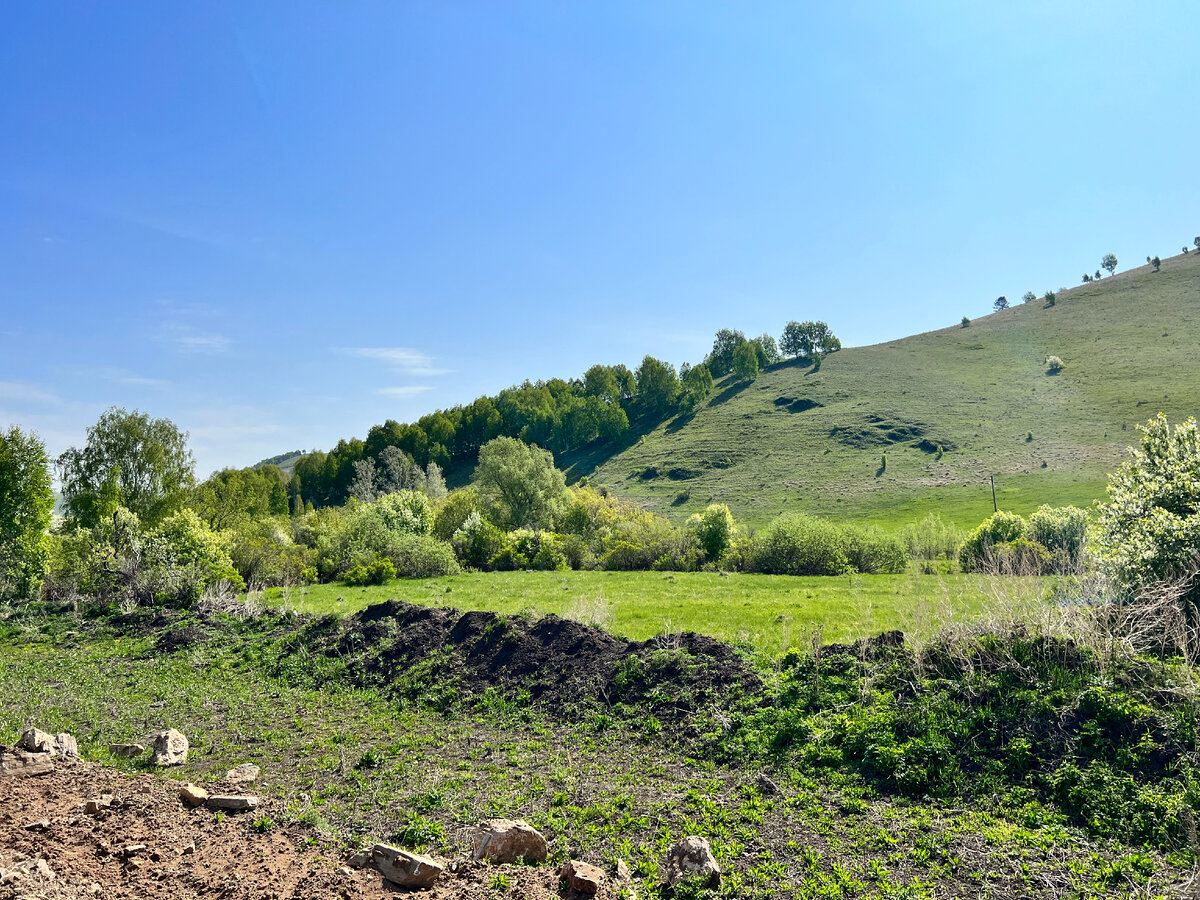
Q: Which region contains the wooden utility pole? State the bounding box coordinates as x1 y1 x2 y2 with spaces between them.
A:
990 474 998 512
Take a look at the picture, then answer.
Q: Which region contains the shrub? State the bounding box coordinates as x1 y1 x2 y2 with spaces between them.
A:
1022 291 1037 304
343 558 395 586
1046 355 1065 374
451 511 504 570
433 488 481 541
1028 505 1089 572
1095 415 1200 606
748 515 849 576
960 316 970 328
1044 291 1056 307
385 534 460 578
843 526 909 574
374 490 434 536
688 503 736 562
959 511 1028 573
899 513 963 561
531 537 568 571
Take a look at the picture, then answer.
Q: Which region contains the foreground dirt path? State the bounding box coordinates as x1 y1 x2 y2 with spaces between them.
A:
0 757 588 900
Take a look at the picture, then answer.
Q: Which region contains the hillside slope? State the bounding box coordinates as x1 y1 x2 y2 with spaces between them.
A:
575 251 1200 527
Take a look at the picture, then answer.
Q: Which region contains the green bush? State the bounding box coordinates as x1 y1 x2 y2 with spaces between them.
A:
958 510 1029 573
343 558 395 586
451 512 504 570
385 534 460 578
1028 504 1088 572
899 513 963 561
843 526 909 574
687 503 736 562
747 514 849 576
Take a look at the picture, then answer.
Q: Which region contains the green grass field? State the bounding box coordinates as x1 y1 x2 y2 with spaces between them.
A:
565 252 1200 528
263 570 1049 652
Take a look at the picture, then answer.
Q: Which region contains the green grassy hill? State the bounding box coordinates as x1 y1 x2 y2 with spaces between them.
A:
571 250 1200 528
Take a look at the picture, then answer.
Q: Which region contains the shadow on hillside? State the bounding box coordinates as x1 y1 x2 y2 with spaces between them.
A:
710 380 751 406
666 411 696 434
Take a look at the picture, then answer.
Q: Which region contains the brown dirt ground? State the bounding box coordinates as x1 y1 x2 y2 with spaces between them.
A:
0 756 615 900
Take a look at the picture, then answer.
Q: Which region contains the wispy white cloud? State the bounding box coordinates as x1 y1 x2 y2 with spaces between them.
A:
378 386 434 399
344 347 450 376
81 367 170 388
0 381 63 406
171 332 232 354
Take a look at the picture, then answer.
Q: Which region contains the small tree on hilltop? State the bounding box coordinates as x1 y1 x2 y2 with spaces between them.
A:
1102 254 1118 277
961 316 971 328
993 296 1009 311
1044 290 1056 307
1045 355 1065 374
1022 291 1037 304
1194 236 1200 252
1152 256 1161 272
1082 274 1091 283
1095 270 1102 280
732 340 759 382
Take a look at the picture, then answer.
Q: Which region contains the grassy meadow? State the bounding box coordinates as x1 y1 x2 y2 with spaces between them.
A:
574 252 1200 527
261 570 1051 652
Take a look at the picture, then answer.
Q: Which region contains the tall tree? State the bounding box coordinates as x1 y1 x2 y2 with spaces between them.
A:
732 340 760 382
58 408 195 528
705 329 745 377
0 427 54 600
471 437 567 530
634 356 680 416
1102 253 1118 277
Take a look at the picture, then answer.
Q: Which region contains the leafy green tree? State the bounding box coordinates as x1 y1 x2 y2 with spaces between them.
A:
0 427 54 600
1046 355 1065 374
1152 256 1161 272
1102 253 1118 277
689 503 736 562
634 356 680 416
754 333 781 366
732 340 759 382
1194 237 1200 252
705 329 746 377
679 362 714 413
58 408 195 528
1044 290 1056 307
1022 291 1037 304
993 296 1009 311
961 316 971 328
191 467 286 530
471 437 568 530
1096 415 1200 607
780 321 808 358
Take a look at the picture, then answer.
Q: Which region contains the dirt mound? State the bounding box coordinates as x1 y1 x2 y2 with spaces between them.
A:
0 757 599 899
299 600 762 724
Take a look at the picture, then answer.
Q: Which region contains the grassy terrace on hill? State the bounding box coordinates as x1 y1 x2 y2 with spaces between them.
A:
260 571 1050 652
570 252 1200 527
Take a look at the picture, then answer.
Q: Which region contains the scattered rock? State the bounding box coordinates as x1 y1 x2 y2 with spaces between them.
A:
53 732 79 758
225 762 260 786
17 728 54 755
615 859 633 882
206 794 259 811
35 858 55 880
24 819 50 831
561 860 603 894
0 745 55 776
665 836 720 888
179 784 209 807
121 843 149 858
347 849 371 869
85 795 115 815
470 818 548 864
109 743 145 758
151 729 189 766
370 844 444 888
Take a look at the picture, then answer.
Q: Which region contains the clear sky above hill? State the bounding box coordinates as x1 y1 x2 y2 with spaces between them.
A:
2 2 1196 476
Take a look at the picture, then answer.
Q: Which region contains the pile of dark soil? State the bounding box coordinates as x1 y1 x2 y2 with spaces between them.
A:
286 600 762 724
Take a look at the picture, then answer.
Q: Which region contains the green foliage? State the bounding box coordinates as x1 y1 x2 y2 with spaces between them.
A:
843 526 909 574
732 340 759 382
472 437 568 530
634 355 680 416
748 515 850 576
434 488 482 541
688 504 736 563
958 510 1026 571
1028 504 1088 571
1102 253 1118 276
678 363 714 413
1152 256 1161 272
0 427 54 601
704 328 746 377
1044 290 1056 307
1095 415 1200 605
344 558 395 586
960 316 970 328
451 511 505 570
780 321 840 359
58 407 195 528
1046 355 1065 374
993 295 1009 311
191 466 289 530
1022 291 1037 304
899 513 963 561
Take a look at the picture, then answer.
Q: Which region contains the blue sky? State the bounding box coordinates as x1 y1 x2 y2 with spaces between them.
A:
2 2 1196 477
